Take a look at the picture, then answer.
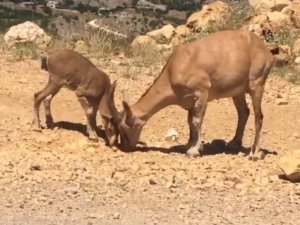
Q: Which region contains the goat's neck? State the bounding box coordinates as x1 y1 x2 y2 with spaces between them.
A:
131 73 174 122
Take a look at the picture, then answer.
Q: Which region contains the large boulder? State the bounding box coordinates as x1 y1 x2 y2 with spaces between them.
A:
266 11 290 26
4 21 51 49
246 11 290 42
278 150 300 182
146 24 175 44
291 0 300 27
173 25 191 38
131 35 156 48
292 39 300 56
249 0 291 11
186 1 231 31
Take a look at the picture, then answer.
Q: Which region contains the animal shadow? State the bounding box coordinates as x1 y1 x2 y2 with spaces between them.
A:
54 121 107 140
133 139 277 158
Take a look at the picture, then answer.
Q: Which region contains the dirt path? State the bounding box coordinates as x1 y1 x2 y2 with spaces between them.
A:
0 54 299 225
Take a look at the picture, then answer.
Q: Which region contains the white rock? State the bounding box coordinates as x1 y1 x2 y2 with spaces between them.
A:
165 128 179 142
295 56 300 64
276 98 289 105
4 21 51 49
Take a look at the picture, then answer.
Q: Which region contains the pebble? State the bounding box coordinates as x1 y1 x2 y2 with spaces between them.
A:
276 98 288 105
113 212 120 219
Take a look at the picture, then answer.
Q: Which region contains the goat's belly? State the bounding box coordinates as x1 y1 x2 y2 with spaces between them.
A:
64 80 78 91
209 85 247 101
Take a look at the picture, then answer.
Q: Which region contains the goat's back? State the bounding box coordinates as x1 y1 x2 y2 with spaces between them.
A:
44 49 110 97
167 30 273 100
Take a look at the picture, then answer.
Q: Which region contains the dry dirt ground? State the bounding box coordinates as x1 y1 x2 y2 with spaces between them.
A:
0 53 300 225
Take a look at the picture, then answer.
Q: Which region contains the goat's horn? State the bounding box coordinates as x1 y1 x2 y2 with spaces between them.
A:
108 80 120 121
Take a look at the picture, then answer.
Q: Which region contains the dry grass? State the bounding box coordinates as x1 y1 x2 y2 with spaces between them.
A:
0 5 299 85
272 66 300 85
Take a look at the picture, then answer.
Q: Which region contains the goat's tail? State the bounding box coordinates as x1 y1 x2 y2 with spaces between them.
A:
40 54 48 71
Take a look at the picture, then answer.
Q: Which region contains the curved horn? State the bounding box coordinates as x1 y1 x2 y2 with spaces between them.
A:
108 80 120 121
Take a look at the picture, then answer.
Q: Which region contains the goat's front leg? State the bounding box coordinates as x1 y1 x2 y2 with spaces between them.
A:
76 94 99 142
186 91 208 157
249 84 265 161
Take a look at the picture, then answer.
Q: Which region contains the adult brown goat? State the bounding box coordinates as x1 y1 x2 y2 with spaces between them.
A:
109 30 274 160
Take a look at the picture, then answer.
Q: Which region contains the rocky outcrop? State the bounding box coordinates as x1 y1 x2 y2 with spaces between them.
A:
292 39 300 56
4 21 51 49
186 1 231 31
291 0 300 27
131 1 230 49
248 0 291 11
131 35 156 48
146 24 175 44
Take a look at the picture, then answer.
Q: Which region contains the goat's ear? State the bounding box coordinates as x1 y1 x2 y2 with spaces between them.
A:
109 80 117 97
122 101 133 119
122 89 130 105
122 100 136 127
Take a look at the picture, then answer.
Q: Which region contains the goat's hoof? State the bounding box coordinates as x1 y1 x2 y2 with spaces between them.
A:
248 155 258 161
46 122 55 130
30 124 42 133
248 150 266 161
186 148 201 157
88 136 99 143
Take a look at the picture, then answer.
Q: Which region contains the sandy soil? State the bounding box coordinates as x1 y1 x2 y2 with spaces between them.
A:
0 53 299 225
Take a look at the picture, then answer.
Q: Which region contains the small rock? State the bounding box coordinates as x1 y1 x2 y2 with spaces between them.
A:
276 98 288 105
86 147 96 153
149 178 157 185
30 163 41 171
165 128 179 142
295 56 300 64
111 59 121 65
278 150 300 182
19 78 27 84
88 213 105 219
294 185 300 195
166 181 174 189
113 212 120 220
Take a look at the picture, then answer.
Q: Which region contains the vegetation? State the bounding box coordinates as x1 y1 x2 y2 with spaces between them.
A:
0 2 299 84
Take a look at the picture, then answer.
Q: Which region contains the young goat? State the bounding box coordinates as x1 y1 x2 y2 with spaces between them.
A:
109 30 274 160
32 48 118 146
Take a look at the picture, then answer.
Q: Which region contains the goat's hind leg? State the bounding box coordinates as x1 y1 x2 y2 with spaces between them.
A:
43 88 60 129
186 91 208 157
227 94 250 150
248 61 272 161
248 84 265 161
32 79 62 131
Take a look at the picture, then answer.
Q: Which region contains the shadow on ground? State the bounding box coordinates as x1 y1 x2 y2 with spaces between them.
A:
130 139 278 158
54 121 106 140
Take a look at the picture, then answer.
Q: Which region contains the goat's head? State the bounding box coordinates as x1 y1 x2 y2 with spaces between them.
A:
118 100 145 151
108 83 145 151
